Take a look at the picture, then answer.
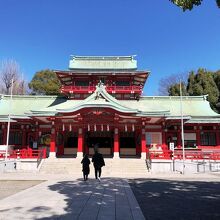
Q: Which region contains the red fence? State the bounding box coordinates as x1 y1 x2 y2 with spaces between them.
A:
148 150 172 159
174 150 220 160
0 148 47 159
148 149 220 160
61 85 141 94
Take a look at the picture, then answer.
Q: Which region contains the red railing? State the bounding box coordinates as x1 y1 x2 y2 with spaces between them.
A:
0 148 47 159
174 150 220 160
106 85 141 94
148 149 220 160
61 85 142 94
149 150 172 159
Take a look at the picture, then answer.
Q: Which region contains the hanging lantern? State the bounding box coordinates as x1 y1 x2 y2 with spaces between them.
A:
101 124 103 131
107 124 109 131
125 124 127 132
88 124 90 131
62 124 65 131
69 124 72 132
94 124 96 132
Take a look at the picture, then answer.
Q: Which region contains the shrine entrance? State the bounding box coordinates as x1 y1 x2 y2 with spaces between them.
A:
119 132 137 157
64 132 78 157
86 131 114 156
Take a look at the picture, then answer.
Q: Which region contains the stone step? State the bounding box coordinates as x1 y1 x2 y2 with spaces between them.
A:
39 158 149 176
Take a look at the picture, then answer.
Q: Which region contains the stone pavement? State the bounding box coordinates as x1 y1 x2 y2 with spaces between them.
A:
0 176 145 220
0 172 220 220
0 180 44 200
129 176 220 220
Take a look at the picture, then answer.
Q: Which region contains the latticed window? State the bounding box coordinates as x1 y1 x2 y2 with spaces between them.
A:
184 133 196 148
146 132 162 145
200 132 216 146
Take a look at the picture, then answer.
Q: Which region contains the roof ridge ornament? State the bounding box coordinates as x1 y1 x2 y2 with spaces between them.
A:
95 81 106 100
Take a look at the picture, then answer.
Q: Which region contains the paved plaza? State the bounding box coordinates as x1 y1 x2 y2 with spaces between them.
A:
0 172 220 220
129 175 220 220
0 175 144 220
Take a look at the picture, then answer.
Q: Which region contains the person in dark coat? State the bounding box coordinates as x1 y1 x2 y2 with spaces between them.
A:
92 147 105 181
81 154 90 181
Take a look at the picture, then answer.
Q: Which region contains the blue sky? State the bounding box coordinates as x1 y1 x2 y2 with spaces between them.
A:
0 0 220 95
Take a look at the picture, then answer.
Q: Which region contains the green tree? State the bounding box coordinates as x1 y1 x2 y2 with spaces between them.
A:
189 69 219 109
162 68 220 113
29 69 61 95
168 82 188 96
213 70 220 112
213 70 220 91
159 73 188 95
170 0 220 11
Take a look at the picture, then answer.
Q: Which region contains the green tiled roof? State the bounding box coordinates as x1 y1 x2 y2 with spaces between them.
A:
0 90 219 123
69 55 137 70
120 95 219 117
0 94 61 120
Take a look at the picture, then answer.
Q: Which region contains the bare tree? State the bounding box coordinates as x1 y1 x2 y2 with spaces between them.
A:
0 59 28 95
158 72 188 95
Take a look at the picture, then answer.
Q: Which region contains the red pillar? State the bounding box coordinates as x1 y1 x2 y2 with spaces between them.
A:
114 128 119 158
196 128 201 148
77 128 83 157
49 124 56 158
50 129 56 152
162 130 167 150
141 128 146 159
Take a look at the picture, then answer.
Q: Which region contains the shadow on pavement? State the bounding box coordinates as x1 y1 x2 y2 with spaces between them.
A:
38 178 129 220
128 178 220 220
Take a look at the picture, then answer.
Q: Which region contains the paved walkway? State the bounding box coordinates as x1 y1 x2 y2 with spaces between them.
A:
0 177 145 220
0 172 220 220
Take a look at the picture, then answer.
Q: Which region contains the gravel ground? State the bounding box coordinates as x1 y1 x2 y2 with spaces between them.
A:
0 180 45 200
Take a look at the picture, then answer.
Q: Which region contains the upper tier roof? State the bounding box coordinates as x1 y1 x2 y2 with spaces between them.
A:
69 55 137 70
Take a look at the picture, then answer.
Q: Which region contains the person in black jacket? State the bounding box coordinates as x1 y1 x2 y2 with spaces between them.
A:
92 147 105 181
81 154 90 181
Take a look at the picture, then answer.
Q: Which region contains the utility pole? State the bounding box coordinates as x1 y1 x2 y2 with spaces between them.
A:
5 78 13 161
180 80 185 174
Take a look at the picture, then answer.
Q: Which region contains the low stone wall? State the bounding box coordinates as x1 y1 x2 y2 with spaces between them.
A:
150 159 173 173
16 159 39 172
0 159 43 173
0 160 16 172
150 159 220 174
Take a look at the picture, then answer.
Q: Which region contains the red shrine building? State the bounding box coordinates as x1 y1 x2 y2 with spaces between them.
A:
0 55 220 159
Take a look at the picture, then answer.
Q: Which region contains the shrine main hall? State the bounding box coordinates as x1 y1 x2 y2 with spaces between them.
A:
0 55 220 159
